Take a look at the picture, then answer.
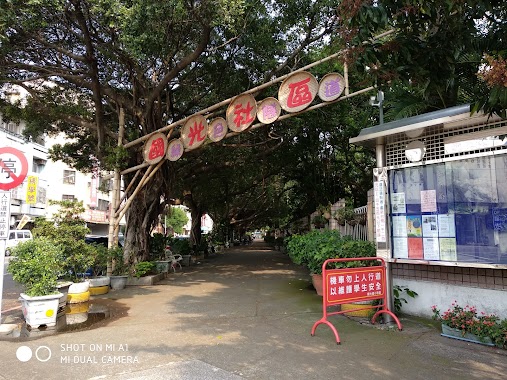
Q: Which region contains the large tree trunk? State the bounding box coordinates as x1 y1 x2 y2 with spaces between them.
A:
123 169 170 264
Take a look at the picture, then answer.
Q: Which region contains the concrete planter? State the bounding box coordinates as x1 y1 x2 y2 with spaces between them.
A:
155 260 171 273
126 273 166 286
441 324 495 346
311 274 323 296
19 292 63 328
110 275 128 290
181 255 192 267
67 281 91 304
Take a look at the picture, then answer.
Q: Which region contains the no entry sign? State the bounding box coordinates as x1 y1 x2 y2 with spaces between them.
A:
0 147 28 190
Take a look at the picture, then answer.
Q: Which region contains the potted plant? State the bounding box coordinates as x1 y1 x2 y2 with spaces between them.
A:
85 243 111 295
170 237 192 266
334 206 357 226
286 230 377 296
311 214 327 229
33 200 96 304
8 238 64 327
432 302 507 348
108 246 130 290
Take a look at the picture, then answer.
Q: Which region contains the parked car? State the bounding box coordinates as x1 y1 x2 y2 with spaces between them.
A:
5 229 33 256
84 234 124 247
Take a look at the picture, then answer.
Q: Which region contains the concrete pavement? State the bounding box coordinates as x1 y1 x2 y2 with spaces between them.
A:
0 241 506 379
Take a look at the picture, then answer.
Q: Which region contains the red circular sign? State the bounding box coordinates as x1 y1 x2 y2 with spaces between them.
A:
0 147 29 190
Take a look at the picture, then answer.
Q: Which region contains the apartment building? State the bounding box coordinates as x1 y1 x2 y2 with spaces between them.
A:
1 109 114 235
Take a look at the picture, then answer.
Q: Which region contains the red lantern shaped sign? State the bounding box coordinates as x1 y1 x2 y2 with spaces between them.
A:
278 71 318 113
226 94 257 133
181 115 208 150
142 133 168 165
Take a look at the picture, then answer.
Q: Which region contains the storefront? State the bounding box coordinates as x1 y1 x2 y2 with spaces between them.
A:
350 104 507 319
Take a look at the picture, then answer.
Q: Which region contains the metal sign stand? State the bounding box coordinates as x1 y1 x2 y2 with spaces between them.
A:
311 257 402 344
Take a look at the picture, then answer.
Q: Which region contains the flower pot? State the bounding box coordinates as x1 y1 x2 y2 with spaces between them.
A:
19 292 63 328
86 277 110 295
441 324 495 346
56 281 73 309
67 281 91 304
181 255 192 267
155 260 171 273
65 302 89 325
341 301 374 317
110 275 128 290
311 274 323 296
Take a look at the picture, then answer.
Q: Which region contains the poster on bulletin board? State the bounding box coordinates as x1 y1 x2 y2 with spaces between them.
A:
407 215 422 237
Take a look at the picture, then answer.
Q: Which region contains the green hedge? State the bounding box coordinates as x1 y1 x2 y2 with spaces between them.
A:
286 230 377 274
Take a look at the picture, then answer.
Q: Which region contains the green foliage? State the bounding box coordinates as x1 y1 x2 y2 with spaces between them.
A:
335 207 356 225
88 243 109 277
8 238 64 297
109 246 129 276
149 233 168 261
133 261 156 278
168 237 191 256
32 200 95 282
432 302 507 348
311 214 327 227
103 145 130 171
264 235 276 246
392 285 418 315
341 1 507 116
165 207 189 235
286 230 377 274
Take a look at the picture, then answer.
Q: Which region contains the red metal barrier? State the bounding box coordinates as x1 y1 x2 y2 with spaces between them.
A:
311 257 402 344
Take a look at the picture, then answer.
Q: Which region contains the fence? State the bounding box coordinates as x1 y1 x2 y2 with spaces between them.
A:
328 203 369 241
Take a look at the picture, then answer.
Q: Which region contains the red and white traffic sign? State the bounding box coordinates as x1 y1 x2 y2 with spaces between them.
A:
0 147 28 190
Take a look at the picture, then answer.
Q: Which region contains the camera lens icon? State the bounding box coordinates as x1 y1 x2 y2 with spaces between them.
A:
16 346 52 362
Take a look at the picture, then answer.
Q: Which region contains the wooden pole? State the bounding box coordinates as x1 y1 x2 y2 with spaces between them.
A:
115 159 165 224
107 107 124 275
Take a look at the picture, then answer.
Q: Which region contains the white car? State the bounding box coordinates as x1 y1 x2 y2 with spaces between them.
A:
5 229 33 256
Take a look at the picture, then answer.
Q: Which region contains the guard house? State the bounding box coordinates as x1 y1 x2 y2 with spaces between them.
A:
350 104 507 319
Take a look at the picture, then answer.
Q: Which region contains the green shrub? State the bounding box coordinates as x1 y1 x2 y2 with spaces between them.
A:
286 230 377 274
133 261 156 278
149 233 167 260
8 238 64 296
88 243 109 277
32 200 94 282
168 237 191 255
109 246 129 275
264 235 275 245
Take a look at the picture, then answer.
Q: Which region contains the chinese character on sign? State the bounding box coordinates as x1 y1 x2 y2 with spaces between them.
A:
0 158 16 178
188 121 206 146
233 102 255 129
170 143 182 158
324 79 342 98
213 122 224 139
148 137 166 160
262 102 278 120
287 78 312 108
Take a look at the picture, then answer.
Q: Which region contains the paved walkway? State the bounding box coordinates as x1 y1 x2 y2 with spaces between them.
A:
0 241 506 379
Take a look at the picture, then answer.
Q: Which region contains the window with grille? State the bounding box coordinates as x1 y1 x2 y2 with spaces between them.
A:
63 170 75 184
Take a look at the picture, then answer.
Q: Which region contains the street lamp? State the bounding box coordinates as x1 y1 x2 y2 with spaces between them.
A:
369 90 384 124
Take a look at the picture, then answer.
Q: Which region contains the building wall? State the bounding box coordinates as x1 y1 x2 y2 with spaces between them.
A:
392 264 507 319
359 107 507 321
1 116 119 235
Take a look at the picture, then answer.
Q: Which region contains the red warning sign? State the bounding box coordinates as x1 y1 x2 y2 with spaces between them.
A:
0 147 28 191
